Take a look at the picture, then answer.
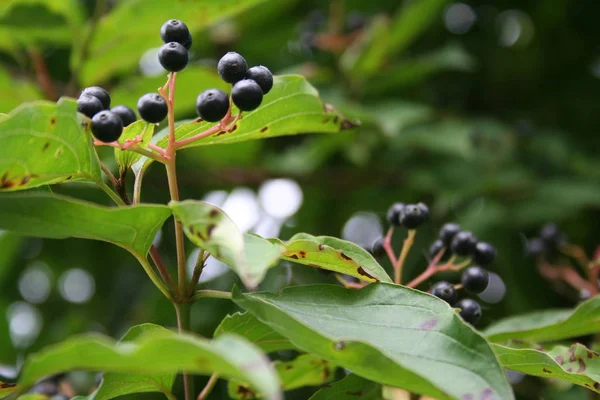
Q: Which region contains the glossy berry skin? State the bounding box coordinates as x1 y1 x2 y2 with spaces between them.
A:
472 242 496 266
428 239 446 260
431 281 458 306
439 223 461 246
196 89 229 122
417 202 430 220
526 237 545 257
137 93 168 123
231 79 263 111
371 237 385 258
246 65 273 94
461 266 489 294
110 105 137 127
91 111 123 143
218 52 248 84
450 231 478 256
399 204 428 229
160 19 191 47
386 203 405 226
81 86 110 109
158 42 188 72
456 298 482 326
77 94 103 119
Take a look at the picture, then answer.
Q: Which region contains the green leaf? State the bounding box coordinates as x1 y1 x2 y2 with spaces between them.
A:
0 65 43 113
493 341 600 393
0 99 101 191
114 121 155 173
309 374 382 400
16 323 281 400
170 200 284 288
81 0 270 85
229 354 335 398
233 283 514 400
272 233 391 283
82 324 176 400
0 192 171 257
214 312 294 353
484 296 600 343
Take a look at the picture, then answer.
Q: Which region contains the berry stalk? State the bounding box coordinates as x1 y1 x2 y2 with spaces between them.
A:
394 229 416 284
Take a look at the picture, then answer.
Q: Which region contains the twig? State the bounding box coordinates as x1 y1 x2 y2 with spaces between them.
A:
187 249 205 297
193 290 233 301
27 47 58 100
196 374 219 400
394 230 416 284
383 227 397 266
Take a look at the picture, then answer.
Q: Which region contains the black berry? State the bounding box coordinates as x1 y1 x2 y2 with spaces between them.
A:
399 204 428 229
386 203 405 227
232 79 263 111
91 111 123 143
416 202 430 220
160 19 191 47
158 42 188 72
540 223 563 248
110 105 137 127
431 281 458 306
371 237 385 258
428 239 446 260
196 89 229 122
77 94 103 119
182 33 193 50
456 298 482 326
81 86 110 109
526 237 545 257
472 242 496 266
246 66 273 94
218 52 248 84
137 93 168 123
439 223 461 246
461 266 489 294
450 231 478 256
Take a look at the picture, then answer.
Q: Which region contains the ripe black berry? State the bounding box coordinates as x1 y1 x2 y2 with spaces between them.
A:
232 79 263 111
218 52 248 84
160 19 191 47
196 89 229 122
472 242 496 266
540 223 563 248
81 86 110 109
110 105 137 127
137 93 168 123
428 239 446 260
439 223 461 246
456 298 482 326
416 202 430 220
158 42 189 72
431 281 458 306
461 266 489 294
77 94 103 119
371 237 385 258
386 203 405 227
91 111 123 143
526 237 545 257
450 231 478 256
399 204 428 229
246 65 274 94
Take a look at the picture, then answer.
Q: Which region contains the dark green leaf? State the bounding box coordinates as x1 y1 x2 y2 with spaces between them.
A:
493 341 600 393
0 192 171 257
485 296 600 343
0 99 101 191
309 374 382 400
272 233 391 283
234 283 514 400
114 121 155 174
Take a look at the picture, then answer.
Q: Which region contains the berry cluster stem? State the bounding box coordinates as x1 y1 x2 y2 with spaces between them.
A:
406 251 465 289
197 373 219 400
394 230 416 284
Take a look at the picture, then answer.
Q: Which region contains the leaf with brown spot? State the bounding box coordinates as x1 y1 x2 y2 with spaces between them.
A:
493 341 600 393
0 381 18 397
269 233 391 283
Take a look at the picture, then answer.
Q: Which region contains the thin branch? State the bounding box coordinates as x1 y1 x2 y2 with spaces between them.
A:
394 229 416 284
196 374 219 400
193 290 233 301
27 47 58 100
99 161 118 187
187 249 205 297
150 246 177 294
383 227 397 266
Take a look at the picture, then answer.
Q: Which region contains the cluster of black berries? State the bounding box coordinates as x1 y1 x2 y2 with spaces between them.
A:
430 223 497 325
526 223 565 257
77 86 137 143
386 202 430 230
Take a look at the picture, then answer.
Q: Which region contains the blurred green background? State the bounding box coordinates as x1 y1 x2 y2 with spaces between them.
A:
1 0 599 398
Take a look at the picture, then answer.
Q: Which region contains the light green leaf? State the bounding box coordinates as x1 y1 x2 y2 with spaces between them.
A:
81 0 270 85
114 121 155 173
272 233 391 283
234 283 514 400
309 374 382 400
16 324 281 400
493 341 600 393
0 98 101 191
229 354 335 398
214 312 294 354
484 296 600 343
0 192 171 257
169 200 284 288
82 324 176 400
0 65 43 113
